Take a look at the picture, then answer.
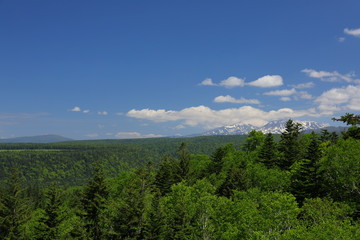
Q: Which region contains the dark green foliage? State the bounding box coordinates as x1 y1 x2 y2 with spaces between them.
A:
177 142 191 180
243 130 265 152
154 156 181 196
217 166 249 197
0 169 31 240
291 132 322 204
35 183 64 240
208 144 235 175
319 129 338 144
258 133 277 168
332 113 360 126
278 119 303 170
81 163 108 240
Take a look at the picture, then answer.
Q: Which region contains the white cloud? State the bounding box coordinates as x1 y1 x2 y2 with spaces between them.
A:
219 76 245 88
264 88 296 96
98 111 108 115
214 95 260 104
298 91 312 99
115 132 164 139
70 106 81 112
247 75 283 88
127 105 319 129
199 76 245 88
280 97 291 102
302 69 359 83
83 109 90 113
315 84 360 113
199 78 217 86
344 28 360 37
291 82 314 89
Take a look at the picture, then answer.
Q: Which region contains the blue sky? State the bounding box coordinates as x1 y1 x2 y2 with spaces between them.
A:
1 0 360 139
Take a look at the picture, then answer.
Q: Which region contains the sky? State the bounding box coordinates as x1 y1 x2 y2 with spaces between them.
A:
1 0 360 140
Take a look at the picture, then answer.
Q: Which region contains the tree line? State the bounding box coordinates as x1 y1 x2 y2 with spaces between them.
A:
0 114 359 239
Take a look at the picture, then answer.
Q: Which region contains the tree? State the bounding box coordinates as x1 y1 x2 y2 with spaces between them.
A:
207 144 235 175
0 169 31 240
278 119 303 170
81 163 108 240
290 132 322 203
243 130 265 152
258 133 277 168
35 183 65 240
177 142 190 180
332 113 360 126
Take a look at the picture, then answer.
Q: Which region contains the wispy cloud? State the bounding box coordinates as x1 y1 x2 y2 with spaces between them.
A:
115 132 164 139
344 28 360 37
247 75 283 88
290 82 314 89
200 75 282 88
214 95 260 104
264 88 296 96
302 69 359 83
127 105 319 129
98 111 108 115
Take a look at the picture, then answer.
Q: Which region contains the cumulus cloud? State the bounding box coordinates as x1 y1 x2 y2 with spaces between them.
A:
291 82 314 89
315 85 360 113
70 106 81 112
115 132 164 139
199 78 217 86
302 69 359 83
214 95 260 104
219 76 245 88
264 88 296 96
127 105 318 129
247 75 283 88
83 109 90 113
344 28 360 37
280 97 291 102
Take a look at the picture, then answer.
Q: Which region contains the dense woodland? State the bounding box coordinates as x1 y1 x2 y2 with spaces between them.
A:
0 114 359 239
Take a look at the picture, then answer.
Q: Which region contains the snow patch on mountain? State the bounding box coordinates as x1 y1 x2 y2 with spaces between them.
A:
200 120 330 136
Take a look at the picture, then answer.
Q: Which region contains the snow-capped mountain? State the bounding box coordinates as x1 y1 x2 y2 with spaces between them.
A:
200 120 330 136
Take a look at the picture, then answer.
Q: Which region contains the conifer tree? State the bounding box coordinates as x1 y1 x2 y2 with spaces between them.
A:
0 169 31 240
291 132 322 203
155 156 180 196
258 133 277 168
81 163 108 240
177 142 190 180
35 183 64 240
278 119 302 170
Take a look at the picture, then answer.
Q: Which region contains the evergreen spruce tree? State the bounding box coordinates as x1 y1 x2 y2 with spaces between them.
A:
155 156 180 196
208 144 234 175
291 132 322 204
278 119 302 170
177 142 191 180
258 133 277 168
81 163 108 240
35 183 64 240
0 169 31 240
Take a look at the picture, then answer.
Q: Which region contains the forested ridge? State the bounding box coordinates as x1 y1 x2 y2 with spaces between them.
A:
0 115 359 239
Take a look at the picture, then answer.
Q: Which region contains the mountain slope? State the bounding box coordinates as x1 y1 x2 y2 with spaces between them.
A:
200 120 330 136
0 135 73 143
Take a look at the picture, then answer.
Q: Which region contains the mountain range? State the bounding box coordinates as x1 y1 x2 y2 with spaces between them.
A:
199 120 332 136
0 135 73 143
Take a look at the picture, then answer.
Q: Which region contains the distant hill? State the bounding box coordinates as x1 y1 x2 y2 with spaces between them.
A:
195 120 333 136
0 134 73 143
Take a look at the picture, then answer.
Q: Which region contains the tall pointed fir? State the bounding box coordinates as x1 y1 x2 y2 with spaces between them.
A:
35 183 65 240
0 169 31 240
81 162 108 240
258 133 277 168
177 142 191 180
291 132 322 204
278 119 302 170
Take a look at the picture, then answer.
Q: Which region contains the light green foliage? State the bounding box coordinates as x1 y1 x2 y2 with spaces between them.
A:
243 130 265 152
318 138 360 205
